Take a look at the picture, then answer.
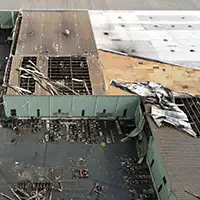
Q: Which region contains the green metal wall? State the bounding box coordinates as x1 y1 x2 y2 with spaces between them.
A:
147 136 177 200
3 95 140 117
0 11 18 28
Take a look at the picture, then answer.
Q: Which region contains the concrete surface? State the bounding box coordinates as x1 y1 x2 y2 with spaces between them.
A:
0 123 136 200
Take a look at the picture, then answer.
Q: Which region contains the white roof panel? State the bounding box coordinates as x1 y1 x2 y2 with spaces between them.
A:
90 11 200 69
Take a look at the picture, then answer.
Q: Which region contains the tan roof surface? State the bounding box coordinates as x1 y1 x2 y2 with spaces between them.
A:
99 50 200 95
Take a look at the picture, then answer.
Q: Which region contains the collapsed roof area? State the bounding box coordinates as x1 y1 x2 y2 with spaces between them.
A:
4 11 105 96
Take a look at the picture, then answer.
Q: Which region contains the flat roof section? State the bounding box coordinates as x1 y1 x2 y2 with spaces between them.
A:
16 11 98 57
1 0 200 10
90 11 200 69
98 50 200 95
5 11 105 96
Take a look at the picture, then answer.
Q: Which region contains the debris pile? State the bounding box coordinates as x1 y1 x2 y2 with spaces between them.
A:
121 157 157 200
3 117 116 144
72 157 89 179
89 183 104 200
42 119 108 144
111 80 196 137
1 169 63 200
1 181 63 200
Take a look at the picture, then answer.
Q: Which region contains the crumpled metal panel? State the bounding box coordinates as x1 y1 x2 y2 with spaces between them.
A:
111 79 197 137
151 105 196 137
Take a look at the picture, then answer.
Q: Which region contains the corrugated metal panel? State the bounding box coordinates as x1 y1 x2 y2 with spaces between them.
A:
3 95 140 117
147 114 200 200
0 11 18 28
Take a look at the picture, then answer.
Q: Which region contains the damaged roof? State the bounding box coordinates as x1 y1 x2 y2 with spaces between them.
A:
91 11 200 69
5 11 105 96
98 50 200 95
146 112 200 200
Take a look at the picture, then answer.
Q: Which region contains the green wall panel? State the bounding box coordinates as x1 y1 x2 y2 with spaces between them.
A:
0 11 18 28
50 96 73 116
72 96 96 116
116 96 139 117
147 137 177 200
3 95 140 117
95 96 119 115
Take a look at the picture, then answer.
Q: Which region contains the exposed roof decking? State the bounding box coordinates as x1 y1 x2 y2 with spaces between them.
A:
98 50 200 95
7 55 105 96
16 11 98 56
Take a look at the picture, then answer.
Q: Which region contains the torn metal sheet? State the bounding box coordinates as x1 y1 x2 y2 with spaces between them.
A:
151 105 196 137
111 80 197 137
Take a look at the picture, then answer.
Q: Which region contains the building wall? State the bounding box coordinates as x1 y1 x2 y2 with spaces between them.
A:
147 136 177 200
3 95 140 117
0 11 18 28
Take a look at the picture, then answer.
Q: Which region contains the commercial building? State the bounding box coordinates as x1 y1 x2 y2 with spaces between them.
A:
0 9 200 200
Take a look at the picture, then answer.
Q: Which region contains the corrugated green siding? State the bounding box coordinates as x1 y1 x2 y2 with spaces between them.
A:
147 137 177 200
0 11 18 28
3 95 140 117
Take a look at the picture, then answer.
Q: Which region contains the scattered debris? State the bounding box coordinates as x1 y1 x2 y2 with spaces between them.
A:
121 157 157 200
10 138 16 144
72 168 89 179
5 60 80 95
41 119 107 144
1 169 64 200
72 78 91 95
184 189 200 199
110 80 197 137
1 192 15 200
64 29 70 37
89 183 104 200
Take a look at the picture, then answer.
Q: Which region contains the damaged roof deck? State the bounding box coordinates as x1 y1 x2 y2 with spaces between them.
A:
98 50 200 95
5 11 105 96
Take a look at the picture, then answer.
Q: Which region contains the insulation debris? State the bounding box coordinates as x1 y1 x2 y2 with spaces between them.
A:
110 80 197 137
7 60 80 95
120 157 157 199
1 166 64 200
